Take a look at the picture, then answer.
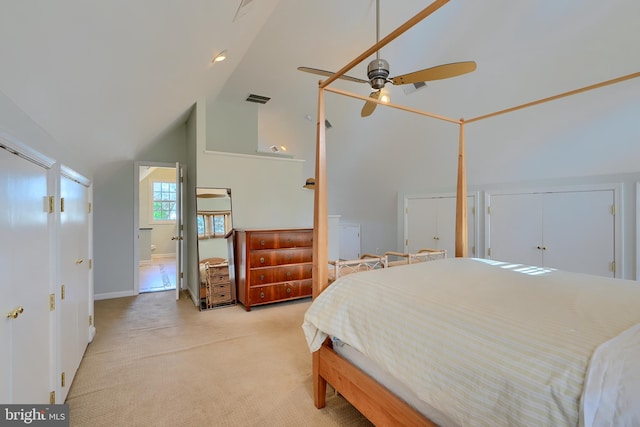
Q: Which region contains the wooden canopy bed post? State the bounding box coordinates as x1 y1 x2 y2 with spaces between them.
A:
313 86 329 299
455 119 468 257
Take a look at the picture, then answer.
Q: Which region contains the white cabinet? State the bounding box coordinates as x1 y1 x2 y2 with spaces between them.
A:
404 193 478 256
486 188 617 277
0 146 52 403
339 223 361 260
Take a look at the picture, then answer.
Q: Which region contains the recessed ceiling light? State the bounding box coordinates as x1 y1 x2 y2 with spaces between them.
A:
212 50 227 63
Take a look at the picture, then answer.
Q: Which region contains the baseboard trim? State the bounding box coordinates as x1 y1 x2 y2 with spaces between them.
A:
94 290 136 300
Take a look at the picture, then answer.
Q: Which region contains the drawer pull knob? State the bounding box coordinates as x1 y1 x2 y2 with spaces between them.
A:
286 271 292 277
260 292 265 299
260 274 265 281
260 257 265 264
286 254 292 259
260 240 265 246
286 287 291 293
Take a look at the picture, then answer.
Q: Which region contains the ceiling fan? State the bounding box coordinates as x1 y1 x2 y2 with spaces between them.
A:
298 0 476 117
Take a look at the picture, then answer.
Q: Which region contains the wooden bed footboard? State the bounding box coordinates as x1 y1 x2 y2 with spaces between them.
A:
313 338 436 427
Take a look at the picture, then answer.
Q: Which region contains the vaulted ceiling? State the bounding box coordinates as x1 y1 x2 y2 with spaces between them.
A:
1 0 638 172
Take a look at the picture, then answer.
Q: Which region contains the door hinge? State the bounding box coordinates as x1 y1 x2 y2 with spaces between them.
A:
61 284 65 300
487 248 492 257
180 176 184 183
49 294 55 311
47 196 55 213
405 239 408 246
89 259 93 269
88 202 92 213
611 261 616 272
50 391 55 404
180 272 184 279
487 206 491 214
61 372 65 388
60 197 65 213
472 207 476 215
611 205 615 215
180 224 184 231
89 315 93 326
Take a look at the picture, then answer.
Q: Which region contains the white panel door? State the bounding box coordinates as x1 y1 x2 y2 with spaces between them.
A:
406 195 476 256
488 193 543 266
59 175 89 400
0 148 51 403
338 224 361 260
543 190 614 277
406 197 439 253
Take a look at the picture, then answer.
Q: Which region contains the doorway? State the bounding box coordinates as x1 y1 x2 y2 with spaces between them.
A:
134 162 183 296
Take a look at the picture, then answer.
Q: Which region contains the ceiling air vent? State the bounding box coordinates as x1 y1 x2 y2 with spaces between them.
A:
246 94 271 104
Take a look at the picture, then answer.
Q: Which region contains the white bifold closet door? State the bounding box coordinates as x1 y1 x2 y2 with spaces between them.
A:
405 194 477 257
0 148 51 403
58 174 90 401
488 190 615 277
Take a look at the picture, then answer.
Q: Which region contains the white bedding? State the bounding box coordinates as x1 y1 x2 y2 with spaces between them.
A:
302 258 640 427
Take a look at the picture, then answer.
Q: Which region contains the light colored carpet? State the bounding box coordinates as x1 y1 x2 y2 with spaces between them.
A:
66 291 372 427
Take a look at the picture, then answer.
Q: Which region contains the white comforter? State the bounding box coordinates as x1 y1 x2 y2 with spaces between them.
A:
302 258 640 427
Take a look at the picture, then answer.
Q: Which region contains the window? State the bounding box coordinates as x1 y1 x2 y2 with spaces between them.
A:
152 181 176 221
197 211 232 239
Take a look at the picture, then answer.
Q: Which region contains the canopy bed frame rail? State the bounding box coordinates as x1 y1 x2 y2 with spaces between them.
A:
313 338 436 427
309 0 640 424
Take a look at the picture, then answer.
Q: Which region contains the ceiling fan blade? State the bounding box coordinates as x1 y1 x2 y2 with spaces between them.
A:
361 91 381 117
390 61 477 85
297 67 368 84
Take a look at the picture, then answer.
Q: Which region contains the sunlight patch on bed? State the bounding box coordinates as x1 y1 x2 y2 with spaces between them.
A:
475 258 555 275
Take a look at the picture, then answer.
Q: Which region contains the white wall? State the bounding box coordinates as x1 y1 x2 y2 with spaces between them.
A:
93 124 187 298
197 150 313 229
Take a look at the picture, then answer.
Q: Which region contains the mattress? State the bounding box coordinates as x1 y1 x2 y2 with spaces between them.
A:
302 258 640 426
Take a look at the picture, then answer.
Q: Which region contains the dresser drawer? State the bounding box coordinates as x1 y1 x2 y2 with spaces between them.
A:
249 279 312 304
211 282 232 303
249 230 312 250
210 272 229 285
249 247 313 267
209 265 228 275
249 264 312 285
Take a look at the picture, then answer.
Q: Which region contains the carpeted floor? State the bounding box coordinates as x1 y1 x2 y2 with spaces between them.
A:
66 291 372 426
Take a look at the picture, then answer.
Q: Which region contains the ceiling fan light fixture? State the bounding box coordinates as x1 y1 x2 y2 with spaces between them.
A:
367 58 389 89
380 93 390 103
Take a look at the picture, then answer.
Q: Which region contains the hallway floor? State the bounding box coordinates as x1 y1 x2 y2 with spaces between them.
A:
139 256 176 293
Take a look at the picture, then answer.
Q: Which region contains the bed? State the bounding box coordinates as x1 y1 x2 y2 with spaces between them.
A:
307 1 640 425
304 258 640 426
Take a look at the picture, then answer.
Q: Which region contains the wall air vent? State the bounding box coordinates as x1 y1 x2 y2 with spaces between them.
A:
246 94 271 104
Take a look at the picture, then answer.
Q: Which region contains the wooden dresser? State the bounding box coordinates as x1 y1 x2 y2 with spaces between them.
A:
234 228 313 311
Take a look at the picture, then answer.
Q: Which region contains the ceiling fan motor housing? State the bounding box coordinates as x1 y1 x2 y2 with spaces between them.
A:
367 58 390 89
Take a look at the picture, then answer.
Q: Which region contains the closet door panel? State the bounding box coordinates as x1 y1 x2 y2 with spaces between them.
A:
488 193 543 265
59 175 89 400
406 197 439 253
543 190 614 277
0 148 51 403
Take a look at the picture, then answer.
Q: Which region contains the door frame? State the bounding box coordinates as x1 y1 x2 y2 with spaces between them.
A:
133 161 183 295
